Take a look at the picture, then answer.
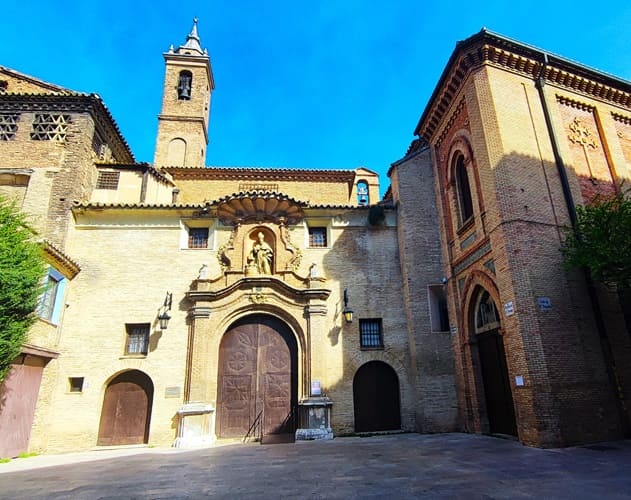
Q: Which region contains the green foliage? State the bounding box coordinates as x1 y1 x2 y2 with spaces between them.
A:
0 196 47 383
562 188 631 291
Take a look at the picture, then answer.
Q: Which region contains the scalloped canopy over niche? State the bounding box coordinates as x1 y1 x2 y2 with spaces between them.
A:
214 191 305 225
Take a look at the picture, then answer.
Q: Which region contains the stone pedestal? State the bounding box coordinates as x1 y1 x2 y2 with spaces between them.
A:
295 397 333 440
173 402 215 448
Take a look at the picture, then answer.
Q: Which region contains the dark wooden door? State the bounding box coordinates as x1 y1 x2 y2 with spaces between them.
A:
217 316 295 439
97 370 153 446
0 357 46 458
353 361 401 432
477 331 517 436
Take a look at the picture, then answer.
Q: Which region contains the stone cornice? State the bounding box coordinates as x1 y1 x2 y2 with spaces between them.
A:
612 112 631 125
415 29 631 141
187 276 331 303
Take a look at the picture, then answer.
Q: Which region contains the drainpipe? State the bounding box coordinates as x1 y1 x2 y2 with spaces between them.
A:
140 167 149 203
535 54 630 437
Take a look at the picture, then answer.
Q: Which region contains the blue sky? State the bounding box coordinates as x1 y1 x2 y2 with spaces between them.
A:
2 1 630 191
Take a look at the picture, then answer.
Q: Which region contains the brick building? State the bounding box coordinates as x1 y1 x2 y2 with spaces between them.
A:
0 23 629 456
390 30 631 447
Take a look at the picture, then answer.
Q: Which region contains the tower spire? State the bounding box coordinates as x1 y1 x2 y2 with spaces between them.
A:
178 18 203 55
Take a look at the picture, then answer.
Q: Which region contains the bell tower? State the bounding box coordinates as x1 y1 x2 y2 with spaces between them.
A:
154 19 214 167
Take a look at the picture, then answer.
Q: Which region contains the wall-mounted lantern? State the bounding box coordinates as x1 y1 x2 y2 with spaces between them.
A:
342 288 354 324
158 291 172 330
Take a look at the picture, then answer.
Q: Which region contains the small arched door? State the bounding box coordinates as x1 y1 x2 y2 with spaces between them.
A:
353 361 401 432
216 314 298 439
97 370 154 446
473 290 517 436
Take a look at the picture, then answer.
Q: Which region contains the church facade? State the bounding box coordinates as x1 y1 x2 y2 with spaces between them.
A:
0 23 629 456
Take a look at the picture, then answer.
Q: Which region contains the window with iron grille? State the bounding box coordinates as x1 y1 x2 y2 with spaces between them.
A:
308 227 327 247
0 114 19 140
96 171 120 190
0 80 7 92
125 323 150 355
30 113 70 141
359 318 383 349
188 227 209 248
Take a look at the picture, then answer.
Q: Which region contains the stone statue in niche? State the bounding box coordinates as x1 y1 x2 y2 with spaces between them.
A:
247 232 273 275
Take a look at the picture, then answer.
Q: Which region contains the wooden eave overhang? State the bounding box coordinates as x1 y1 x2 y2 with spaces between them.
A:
41 239 80 279
414 29 631 141
0 92 134 163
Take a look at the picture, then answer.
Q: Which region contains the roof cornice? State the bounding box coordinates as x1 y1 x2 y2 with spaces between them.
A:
163 166 357 185
415 29 631 140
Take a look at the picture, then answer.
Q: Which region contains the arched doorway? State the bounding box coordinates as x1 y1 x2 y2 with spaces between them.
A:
353 361 401 432
473 289 517 436
97 370 153 446
216 314 298 440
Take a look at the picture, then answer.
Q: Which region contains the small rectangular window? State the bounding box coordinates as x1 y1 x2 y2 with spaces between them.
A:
360 318 383 349
68 377 84 393
96 171 120 190
188 227 209 249
308 227 327 248
125 323 150 355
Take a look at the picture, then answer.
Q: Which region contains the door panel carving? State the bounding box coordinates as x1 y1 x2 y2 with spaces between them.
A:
217 316 296 439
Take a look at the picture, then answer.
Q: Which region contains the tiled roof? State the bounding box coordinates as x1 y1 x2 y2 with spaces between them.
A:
163 166 358 184
41 240 81 278
0 65 79 94
0 90 134 163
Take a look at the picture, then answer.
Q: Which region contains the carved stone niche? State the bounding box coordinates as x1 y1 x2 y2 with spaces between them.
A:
214 192 305 280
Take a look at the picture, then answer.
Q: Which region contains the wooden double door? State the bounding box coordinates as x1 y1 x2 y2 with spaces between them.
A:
216 315 297 439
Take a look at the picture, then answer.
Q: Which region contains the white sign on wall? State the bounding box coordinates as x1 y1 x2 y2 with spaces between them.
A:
503 301 515 316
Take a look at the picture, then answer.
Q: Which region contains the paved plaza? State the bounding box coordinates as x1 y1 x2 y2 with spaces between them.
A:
0 433 630 499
